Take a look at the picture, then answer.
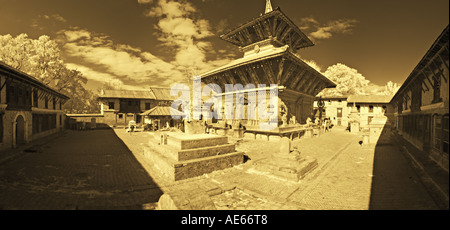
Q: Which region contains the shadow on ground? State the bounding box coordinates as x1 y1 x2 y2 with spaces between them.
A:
369 124 443 210
0 127 163 210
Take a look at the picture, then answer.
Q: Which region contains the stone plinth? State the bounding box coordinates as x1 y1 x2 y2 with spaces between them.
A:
350 122 360 133
184 120 205 135
254 153 318 182
253 137 318 181
304 127 313 137
144 133 244 181
168 133 228 150
362 128 370 146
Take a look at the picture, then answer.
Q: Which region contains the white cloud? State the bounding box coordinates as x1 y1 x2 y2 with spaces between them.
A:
66 63 148 90
66 63 118 83
52 14 67 23
311 19 358 40
301 18 358 40
145 0 221 75
57 1 235 90
298 17 319 30
62 29 91 42
137 0 154 4
60 28 189 88
64 41 183 83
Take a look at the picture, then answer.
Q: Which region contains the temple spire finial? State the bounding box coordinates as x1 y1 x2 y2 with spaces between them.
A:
265 0 273 14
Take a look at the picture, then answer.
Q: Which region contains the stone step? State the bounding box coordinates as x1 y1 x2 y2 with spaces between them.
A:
143 143 243 181
253 155 318 182
167 134 228 150
147 137 236 161
173 151 244 181
178 144 236 161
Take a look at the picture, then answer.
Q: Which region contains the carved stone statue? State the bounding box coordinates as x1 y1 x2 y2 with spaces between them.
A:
281 113 288 126
306 117 312 126
289 116 296 125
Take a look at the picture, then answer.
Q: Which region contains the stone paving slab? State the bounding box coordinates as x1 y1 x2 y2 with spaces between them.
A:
1 126 446 210
120 126 444 210
0 129 163 210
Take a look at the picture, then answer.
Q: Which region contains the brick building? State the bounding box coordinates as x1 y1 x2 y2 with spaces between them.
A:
96 87 175 127
313 96 349 126
0 61 69 151
347 95 393 128
313 95 392 128
390 25 449 171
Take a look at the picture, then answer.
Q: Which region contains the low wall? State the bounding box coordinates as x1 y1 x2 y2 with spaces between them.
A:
66 114 110 130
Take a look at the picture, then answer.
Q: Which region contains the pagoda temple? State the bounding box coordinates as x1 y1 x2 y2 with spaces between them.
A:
199 0 336 131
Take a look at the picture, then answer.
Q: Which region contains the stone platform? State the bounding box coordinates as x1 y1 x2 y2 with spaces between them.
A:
143 132 244 181
252 137 318 182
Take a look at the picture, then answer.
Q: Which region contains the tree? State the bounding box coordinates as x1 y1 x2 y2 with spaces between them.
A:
0 33 99 114
383 81 400 96
99 79 124 91
302 58 323 73
318 63 370 97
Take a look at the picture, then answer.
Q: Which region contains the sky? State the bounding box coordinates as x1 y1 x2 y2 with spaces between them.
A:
0 0 448 91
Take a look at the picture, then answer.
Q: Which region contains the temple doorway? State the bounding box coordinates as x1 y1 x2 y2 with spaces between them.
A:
15 115 26 146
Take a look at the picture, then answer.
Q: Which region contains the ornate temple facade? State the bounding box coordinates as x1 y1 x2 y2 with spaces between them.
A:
199 0 336 131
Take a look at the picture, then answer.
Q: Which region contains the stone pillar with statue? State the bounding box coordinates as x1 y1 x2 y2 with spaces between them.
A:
348 102 361 133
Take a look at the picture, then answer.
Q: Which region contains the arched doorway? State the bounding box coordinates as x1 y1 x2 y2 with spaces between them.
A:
15 115 25 146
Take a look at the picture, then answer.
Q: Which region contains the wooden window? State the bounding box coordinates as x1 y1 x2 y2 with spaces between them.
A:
109 102 115 110
8 86 14 103
33 90 38 107
443 115 449 155
145 103 151 110
432 73 442 103
17 88 21 104
434 114 449 155
32 114 39 134
0 114 3 143
433 115 443 153
368 116 374 124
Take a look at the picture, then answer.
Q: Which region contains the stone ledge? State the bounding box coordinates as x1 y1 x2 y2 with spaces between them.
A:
143 142 244 181
168 134 229 150
174 152 244 181
253 155 318 182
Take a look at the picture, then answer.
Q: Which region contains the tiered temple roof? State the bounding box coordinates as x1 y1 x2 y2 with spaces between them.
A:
200 0 335 97
220 2 314 53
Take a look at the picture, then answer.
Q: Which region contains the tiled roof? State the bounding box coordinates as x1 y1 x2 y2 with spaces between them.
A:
199 45 336 89
150 87 177 101
140 105 185 117
98 87 186 100
0 61 70 100
347 95 392 103
199 45 289 78
391 25 449 103
98 89 156 99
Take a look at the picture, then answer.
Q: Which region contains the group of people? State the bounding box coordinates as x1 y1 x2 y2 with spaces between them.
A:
306 116 333 132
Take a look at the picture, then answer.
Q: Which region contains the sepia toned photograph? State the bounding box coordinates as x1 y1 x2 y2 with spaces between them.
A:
0 0 448 224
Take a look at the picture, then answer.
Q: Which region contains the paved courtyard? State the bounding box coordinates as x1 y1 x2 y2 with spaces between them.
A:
0 126 447 210
114 126 446 210
0 129 163 210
